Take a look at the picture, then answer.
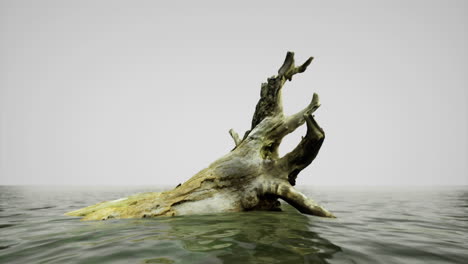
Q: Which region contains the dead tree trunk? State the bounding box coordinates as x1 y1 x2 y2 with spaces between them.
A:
66 52 335 221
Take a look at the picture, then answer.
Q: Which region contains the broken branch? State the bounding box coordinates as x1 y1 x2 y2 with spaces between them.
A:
229 129 241 146
278 51 314 81
264 181 334 218
279 114 325 185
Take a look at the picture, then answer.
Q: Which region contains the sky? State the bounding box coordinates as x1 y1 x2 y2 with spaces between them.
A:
1 0 467 186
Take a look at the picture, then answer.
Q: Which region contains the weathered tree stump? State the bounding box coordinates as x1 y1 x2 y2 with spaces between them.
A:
66 52 335 220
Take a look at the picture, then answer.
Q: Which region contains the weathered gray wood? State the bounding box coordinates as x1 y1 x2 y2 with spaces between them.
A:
66 52 335 221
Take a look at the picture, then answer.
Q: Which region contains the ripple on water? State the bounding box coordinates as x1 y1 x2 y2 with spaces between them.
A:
26 206 56 211
0 186 467 264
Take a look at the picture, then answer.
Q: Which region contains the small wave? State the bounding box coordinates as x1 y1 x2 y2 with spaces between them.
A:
27 206 55 211
0 244 17 251
0 224 15 229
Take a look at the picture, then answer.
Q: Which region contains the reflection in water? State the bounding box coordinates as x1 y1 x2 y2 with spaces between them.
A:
130 205 342 264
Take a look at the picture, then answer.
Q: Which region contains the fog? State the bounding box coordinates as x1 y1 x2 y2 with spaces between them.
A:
1 0 467 185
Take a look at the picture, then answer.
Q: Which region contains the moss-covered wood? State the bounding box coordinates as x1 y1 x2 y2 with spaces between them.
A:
66 52 335 220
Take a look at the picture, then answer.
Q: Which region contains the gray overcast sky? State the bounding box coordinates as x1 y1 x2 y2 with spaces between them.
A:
1 0 467 186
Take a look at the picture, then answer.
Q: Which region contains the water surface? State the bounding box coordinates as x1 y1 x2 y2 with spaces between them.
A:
0 186 467 263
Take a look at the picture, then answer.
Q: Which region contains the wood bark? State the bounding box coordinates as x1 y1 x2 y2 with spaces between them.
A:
66 52 335 221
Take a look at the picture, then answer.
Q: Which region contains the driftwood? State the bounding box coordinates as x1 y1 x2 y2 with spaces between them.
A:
66 52 335 220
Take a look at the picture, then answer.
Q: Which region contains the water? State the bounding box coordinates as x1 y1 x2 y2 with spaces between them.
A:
0 186 467 264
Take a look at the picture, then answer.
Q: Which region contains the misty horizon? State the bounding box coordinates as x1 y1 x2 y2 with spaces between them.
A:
1 0 467 186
